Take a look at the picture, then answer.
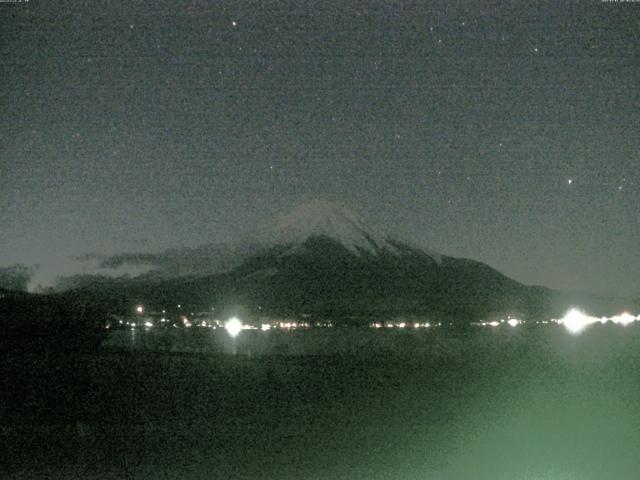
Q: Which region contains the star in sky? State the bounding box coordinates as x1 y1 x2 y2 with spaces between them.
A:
1 0 638 297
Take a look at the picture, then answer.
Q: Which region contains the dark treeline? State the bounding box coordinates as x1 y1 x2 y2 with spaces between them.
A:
0 289 108 352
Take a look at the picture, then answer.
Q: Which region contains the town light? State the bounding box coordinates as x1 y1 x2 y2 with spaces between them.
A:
611 312 635 326
225 317 243 338
561 308 592 335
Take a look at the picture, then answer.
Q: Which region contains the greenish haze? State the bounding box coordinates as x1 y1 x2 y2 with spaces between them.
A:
3 325 640 479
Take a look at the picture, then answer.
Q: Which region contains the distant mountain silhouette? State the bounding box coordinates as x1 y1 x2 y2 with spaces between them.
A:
51 201 638 323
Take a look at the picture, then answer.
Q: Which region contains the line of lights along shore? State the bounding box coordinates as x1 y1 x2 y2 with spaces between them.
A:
120 304 640 336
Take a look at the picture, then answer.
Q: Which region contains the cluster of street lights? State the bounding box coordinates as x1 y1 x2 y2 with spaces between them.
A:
131 304 639 338
555 309 639 335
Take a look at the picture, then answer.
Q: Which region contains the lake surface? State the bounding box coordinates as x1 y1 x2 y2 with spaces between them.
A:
4 324 640 479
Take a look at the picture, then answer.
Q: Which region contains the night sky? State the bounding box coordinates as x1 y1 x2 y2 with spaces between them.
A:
2 0 639 296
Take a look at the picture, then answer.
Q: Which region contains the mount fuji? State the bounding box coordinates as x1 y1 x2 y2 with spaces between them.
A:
256 200 442 261
214 201 538 321
56 200 635 323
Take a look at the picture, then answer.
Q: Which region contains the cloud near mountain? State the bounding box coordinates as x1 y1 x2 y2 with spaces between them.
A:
52 243 261 291
61 200 436 289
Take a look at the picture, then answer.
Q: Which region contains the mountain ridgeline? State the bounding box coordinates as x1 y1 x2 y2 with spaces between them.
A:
55 201 636 324
222 234 548 321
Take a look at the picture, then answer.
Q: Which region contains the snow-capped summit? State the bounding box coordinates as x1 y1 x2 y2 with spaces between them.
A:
268 200 386 253
261 200 442 262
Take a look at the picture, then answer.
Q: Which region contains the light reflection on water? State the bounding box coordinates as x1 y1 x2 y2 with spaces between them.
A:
53 324 637 479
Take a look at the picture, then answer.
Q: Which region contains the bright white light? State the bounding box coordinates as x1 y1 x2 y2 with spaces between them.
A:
488 321 500 327
611 312 636 326
507 318 520 327
144 321 153 328
135 305 144 314
130 322 136 328
261 323 271 331
225 317 243 338
561 309 593 334
553 309 639 332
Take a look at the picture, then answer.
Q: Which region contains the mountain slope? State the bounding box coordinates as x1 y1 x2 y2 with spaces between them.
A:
259 200 441 261
57 201 638 323
225 233 542 320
